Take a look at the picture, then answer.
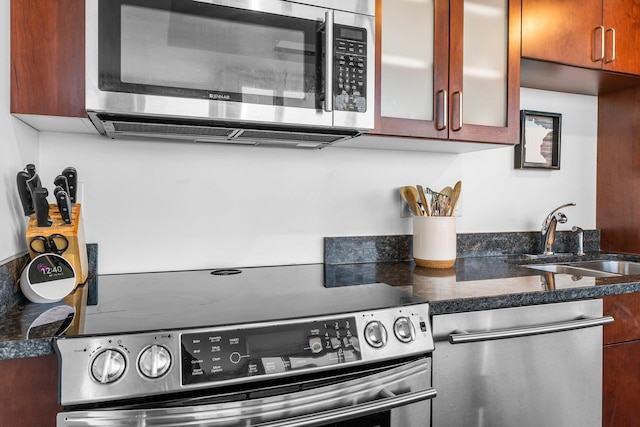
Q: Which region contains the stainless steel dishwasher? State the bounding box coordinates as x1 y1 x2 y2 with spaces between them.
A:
431 299 613 427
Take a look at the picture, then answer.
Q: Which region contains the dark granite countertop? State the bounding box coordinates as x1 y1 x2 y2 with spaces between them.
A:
3 233 640 360
325 252 640 315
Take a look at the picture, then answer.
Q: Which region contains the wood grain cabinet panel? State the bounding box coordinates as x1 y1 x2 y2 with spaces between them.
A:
0 355 60 427
603 341 640 427
522 0 602 68
603 293 640 345
602 293 640 427
603 0 640 75
596 87 640 253
372 0 520 145
522 0 640 76
10 0 86 118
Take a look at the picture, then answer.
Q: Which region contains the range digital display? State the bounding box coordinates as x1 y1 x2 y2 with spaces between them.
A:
181 317 360 386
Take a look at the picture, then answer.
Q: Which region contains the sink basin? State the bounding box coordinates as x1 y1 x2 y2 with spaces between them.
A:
522 260 640 277
523 264 619 277
566 260 640 275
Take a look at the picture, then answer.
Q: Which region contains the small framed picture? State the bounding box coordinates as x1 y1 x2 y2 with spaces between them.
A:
514 110 562 170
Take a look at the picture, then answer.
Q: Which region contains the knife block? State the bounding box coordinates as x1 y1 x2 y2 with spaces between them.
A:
25 204 88 287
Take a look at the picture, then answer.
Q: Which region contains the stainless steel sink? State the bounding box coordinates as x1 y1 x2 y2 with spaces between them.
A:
523 260 640 277
566 260 640 275
523 264 619 277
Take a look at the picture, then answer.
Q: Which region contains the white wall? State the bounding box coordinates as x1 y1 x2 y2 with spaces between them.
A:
31 86 596 274
1 6 597 274
0 0 40 264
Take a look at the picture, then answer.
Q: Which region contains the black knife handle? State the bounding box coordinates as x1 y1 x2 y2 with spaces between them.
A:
26 173 41 194
16 171 35 216
54 175 70 196
33 187 52 227
54 186 72 225
25 164 37 178
61 167 77 203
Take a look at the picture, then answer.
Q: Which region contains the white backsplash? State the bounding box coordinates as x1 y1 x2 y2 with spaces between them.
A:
30 86 595 274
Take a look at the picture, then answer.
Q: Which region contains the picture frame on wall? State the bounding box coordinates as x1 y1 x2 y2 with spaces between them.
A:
514 110 562 170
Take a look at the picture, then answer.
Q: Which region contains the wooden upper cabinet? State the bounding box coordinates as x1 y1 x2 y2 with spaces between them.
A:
521 0 601 68
603 0 640 75
10 0 86 118
373 0 520 146
522 0 640 76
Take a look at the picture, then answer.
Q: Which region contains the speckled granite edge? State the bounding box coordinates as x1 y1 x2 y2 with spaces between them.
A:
325 230 600 264
0 337 56 361
429 280 640 315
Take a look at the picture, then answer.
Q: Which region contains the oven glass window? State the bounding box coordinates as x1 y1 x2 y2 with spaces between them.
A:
99 0 321 109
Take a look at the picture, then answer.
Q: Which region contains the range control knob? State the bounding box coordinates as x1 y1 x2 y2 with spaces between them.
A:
394 317 416 343
138 345 172 379
91 349 126 384
364 321 388 348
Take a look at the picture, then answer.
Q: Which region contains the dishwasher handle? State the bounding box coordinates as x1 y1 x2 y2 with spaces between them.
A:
449 315 614 344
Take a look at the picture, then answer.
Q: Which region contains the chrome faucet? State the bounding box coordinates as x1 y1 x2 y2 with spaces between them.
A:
541 203 576 255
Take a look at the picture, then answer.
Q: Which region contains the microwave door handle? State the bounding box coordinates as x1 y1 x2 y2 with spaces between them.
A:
324 10 334 112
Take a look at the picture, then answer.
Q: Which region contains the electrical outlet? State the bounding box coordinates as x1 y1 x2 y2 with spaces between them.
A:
400 198 412 218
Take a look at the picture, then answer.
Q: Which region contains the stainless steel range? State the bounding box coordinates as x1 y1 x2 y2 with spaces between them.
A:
54 264 436 426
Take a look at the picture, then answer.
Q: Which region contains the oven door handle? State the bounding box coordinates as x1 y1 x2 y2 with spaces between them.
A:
255 387 438 427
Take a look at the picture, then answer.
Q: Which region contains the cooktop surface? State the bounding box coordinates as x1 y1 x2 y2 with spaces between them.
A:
80 263 423 336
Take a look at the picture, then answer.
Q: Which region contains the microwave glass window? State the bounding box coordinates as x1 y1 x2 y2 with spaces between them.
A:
108 3 319 109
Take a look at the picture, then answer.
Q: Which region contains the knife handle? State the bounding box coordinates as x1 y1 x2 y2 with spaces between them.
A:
25 163 37 178
54 175 70 196
33 187 52 227
54 186 72 225
26 173 41 195
16 171 35 216
61 167 77 203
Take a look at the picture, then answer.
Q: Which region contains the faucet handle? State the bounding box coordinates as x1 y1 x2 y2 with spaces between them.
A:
572 226 585 256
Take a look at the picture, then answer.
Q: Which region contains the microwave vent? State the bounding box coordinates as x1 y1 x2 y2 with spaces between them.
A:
93 114 358 149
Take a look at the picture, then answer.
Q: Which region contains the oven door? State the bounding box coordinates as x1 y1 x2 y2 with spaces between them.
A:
57 357 435 427
86 0 374 130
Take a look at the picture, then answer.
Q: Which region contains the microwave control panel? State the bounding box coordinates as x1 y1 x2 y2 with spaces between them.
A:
334 24 368 113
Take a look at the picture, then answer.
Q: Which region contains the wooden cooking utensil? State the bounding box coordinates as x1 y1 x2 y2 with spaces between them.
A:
449 181 462 216
399 186 422 216
416 185 431 216
440 186 453 198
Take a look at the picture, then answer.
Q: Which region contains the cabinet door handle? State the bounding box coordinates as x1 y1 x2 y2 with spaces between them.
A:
593 26 605 62
605 28 616 63
436 89 448 130
448 315 614 344
451 91 462 131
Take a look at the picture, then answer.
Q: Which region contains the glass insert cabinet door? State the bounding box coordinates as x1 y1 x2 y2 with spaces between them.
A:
377 0 517 144
460 0 508 128
380 0 435 122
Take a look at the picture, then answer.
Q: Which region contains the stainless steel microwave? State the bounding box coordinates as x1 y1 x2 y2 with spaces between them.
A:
85 0 375 148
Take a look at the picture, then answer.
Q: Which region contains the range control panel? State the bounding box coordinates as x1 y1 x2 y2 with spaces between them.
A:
182 317 360 386
55 304 433 406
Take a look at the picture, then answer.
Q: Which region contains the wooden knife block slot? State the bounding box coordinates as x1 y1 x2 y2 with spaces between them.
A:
25 204 88 287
